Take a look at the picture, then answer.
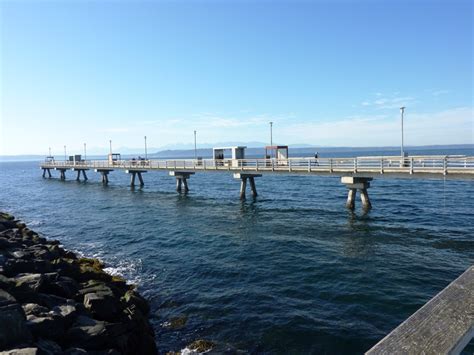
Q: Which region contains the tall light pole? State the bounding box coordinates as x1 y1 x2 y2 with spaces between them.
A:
400 107 405 158
269 122 273 158
144 136 148 160
84 143 87 161
269 121 273 147
109 140 112 155
64 145 67 161
48 147 51 157
194 130 197 160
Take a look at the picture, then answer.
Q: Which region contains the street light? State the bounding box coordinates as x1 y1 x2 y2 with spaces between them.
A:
64 145 67 161
194 130 197 160
109 140 112 155
400 107 406 158
84 143 87 161
144 136 148 160
269 121 273 147
269 122 273 158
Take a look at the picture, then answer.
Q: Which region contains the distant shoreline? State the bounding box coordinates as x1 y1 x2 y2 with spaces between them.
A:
1 144 473 162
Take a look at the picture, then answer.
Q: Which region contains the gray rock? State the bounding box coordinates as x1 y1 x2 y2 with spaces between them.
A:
36 338 62 354
14 274 45 293
0 303 33 349
26 314 65 339
66 316 108 349
0 347 39 355
44 276 79 299
22 303 49 317
50 303 78 325
77 282 114 299
35 293 68 309
0 274 13 290
83 292 120 322
123 290 150 315
0 289 16 307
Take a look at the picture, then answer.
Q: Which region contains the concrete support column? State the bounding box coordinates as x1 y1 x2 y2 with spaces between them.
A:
137 172 144 186
249 177 258 197
42 168 52 178
125 170 147 188
240 177 248 199
59 169 66 180
360 188 372 210
170 171 195 194
234 173 262 200
346 188 357 209
76 170 81 181
95 169 113 185
341 176 373 211
82 170 88 181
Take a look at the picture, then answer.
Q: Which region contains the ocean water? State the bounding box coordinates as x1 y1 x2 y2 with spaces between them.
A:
1 148 473 354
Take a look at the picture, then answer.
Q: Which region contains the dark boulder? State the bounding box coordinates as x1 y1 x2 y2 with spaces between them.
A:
83 292 121 322
0 303 33 350
26 314 65 339
36 338 63 354
122 290 150 315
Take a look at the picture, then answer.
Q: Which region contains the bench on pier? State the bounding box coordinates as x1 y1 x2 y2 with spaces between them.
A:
366 266 474 354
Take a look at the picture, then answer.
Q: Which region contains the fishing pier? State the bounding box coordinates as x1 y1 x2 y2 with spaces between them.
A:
40 149 474 210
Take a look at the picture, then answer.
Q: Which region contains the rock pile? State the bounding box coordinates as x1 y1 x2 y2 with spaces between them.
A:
0 212 157 354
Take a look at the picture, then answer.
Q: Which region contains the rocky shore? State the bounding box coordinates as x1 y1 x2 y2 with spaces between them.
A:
0 212 157 354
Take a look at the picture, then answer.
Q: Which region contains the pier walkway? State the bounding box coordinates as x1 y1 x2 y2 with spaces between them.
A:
40 155 474 209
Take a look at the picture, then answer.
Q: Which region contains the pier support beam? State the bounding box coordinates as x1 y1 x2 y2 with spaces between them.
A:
233 173 262 199
169 171 195 194
125 170 147 187
95 169 114 184
341 176 373 210
42 168 52 178
56 168 67 180
72 168 89 181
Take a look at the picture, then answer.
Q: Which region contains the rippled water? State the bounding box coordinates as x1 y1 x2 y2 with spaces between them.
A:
1 150 473 354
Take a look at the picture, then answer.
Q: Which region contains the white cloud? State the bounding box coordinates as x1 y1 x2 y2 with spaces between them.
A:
279 107 473 146
362 94 415 109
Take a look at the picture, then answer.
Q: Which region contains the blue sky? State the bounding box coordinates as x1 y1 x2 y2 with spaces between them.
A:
1 0 472 155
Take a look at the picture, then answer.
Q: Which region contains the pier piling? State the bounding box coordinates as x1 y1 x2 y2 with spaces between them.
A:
95 169 113 184
170 171 194 194
234 173 262 199
126 170 147 187
42 168 52 178
341 177 372 210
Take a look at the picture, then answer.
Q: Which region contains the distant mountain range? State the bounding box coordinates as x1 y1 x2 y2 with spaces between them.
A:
1 144 472 161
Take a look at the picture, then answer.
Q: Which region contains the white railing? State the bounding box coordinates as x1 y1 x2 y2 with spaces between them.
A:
40 156 474 175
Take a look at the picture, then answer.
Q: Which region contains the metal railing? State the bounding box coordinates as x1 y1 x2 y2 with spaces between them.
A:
40 155 474 176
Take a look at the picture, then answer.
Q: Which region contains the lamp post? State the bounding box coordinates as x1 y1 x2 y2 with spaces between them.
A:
64 145 67 161
144 136 148 160
109 140 112 155
269 121 273 147
269 122 273 158
400 107 405 158
84 143 87 161
48 147 51 157
194 130 197 160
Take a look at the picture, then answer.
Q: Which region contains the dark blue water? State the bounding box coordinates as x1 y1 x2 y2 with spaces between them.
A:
1 148 473 354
